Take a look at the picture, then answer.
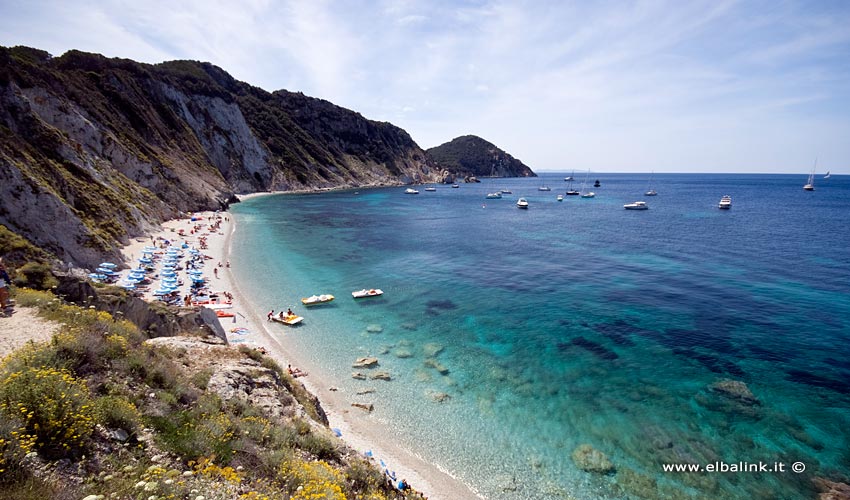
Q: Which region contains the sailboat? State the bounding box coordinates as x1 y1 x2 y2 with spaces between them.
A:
824 171 831 179
485 167 502 199
538 179 551 191
565 176 580 195
564 170 575 182
645 171 657 196
804 160 816 191
580 170 595 198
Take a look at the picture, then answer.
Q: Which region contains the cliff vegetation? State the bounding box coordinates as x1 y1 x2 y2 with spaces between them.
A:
0 288 414 500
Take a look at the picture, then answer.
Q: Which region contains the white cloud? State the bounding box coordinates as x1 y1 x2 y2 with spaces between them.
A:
1 0 848 172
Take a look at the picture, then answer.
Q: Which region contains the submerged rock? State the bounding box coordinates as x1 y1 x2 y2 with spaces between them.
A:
366 324 383 333
400 322 418 331
428 391 451 403
422 342 444 357
813 477 850 500
708 379 760 405
351 402 374 412
394 348 413 358
571 444 615 474
351 372 367 380
370 371 392 381
352 357 379 368
424 358 450 375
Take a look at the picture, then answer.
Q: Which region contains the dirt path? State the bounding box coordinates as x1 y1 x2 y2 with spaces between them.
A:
0 306 60 359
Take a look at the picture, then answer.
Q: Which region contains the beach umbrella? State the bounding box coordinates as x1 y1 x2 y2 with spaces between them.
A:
161 272 177 278
139 257 153 264
99 262 117 269
119 282 136 290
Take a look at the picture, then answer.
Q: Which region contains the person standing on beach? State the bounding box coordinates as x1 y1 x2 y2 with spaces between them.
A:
0 261 11 315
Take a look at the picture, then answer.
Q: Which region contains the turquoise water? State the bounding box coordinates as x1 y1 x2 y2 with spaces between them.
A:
230 174 850 499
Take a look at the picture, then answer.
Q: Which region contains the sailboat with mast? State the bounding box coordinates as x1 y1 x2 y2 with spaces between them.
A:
580 170 595 198
804 160 816 191
485 166 502 199
645 171 657 196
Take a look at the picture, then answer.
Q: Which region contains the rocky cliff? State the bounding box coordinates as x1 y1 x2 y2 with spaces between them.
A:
426 135 536 179
0 46 440 269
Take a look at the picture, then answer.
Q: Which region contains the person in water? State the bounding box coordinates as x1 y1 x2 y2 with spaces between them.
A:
267 310 274 321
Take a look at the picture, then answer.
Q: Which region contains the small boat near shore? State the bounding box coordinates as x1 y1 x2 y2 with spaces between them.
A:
718 195 732 209
272 314 303 326
301 294 335 306
516 197 529 209
404 188 419 194
352 288 383 298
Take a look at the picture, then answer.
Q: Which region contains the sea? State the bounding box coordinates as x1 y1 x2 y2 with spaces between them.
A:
229 173 850 500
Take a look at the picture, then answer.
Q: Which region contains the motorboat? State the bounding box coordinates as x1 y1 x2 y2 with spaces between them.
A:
516 197 529 209
623 201 648 210
557 195 564 201
424 186 437 192
500 189 512 194
301 294 335 306
272 314 303 325
645 190 657 196
594 179 601 187
452 184 460 188
352 288 383 298
581 192 596 198
485 192 502 199
718 195 732 209
404 188 419 194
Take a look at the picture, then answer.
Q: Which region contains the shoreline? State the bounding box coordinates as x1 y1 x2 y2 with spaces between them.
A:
119 207 481 500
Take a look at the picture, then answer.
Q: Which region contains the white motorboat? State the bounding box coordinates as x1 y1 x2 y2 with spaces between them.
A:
516 197 529 209
718 195 732 209
581 192 596 198
624 201 648 210
485 192 502 199
405 188 419 194
352 288 384 298
301 294 335 306
557 194 564 201
424 186 437 192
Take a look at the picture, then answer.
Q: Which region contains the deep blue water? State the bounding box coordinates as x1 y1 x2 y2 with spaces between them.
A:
230 173 850 499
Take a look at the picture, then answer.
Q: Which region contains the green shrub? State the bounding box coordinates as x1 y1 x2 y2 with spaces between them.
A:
11 262 58 290
0 367 95 459
94 396 140 434
0 415 36 480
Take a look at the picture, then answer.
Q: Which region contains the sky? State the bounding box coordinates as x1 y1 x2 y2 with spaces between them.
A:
1 0 849 173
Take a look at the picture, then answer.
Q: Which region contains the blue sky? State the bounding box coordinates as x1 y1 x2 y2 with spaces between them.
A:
2 0 849 173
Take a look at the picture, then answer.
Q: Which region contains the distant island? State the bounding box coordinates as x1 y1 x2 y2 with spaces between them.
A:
427 135 537 180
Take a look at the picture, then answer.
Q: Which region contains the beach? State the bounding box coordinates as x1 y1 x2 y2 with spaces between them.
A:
119 202 481 500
